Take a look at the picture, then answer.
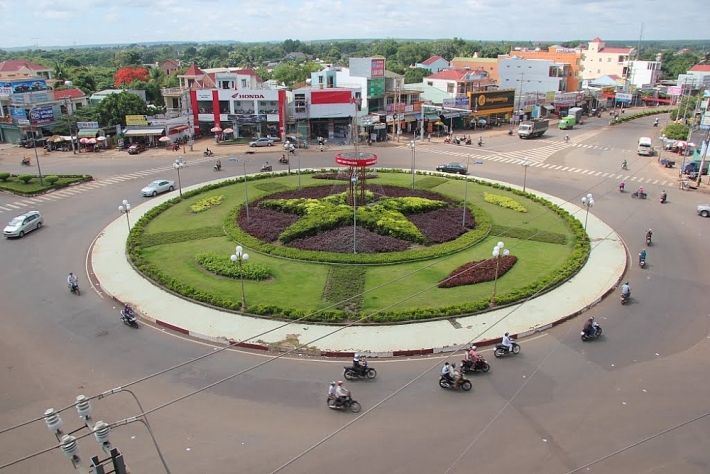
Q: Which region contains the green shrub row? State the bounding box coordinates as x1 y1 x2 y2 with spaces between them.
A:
608 108 671 126
190 195 225 213
141 225 225 247
195 252 272 280
322 265 366 312
0 172 10 182
490 225 567 245
0 174 93 195
484 192 527 212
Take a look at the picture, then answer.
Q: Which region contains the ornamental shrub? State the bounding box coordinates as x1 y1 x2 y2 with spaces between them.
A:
195 252 272 280
18 175 33 184
484 192 527 212
45 175 59 185
190 195 225 213
0 172 10 182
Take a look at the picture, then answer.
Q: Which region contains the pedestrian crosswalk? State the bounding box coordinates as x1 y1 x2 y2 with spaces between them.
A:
0 156 215 214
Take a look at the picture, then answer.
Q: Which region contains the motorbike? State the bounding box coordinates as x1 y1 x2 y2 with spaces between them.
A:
646 234 652 245
639 256 646 268
631 191 647 199
120 308 139 328
581 322 603 341
465 138 472 145
203 149 214 157
260 164 273 172
619 183 625 192
653 121 659 127
460 358 491 374
69 282 80 296
21 159 32 166
508 128 514 136
438 376 472 391
621 292 630 305
278 156 289 164
343 364 377 380
213 164 222 172
327 395 361 413
660 194 667 204
494 342 520 358
477 139 483 147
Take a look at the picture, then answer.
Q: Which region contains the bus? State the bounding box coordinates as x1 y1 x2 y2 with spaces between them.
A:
637 137 653 156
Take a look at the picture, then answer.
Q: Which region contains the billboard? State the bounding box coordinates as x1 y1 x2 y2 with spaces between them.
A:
76 121 99 130
371 59 385 78
29 106 54 125
10 108 27 121
0 79 47 95
126 115 148 126
470 90 516 112
228 114 267 123
349 57 386 79
615 92 633 104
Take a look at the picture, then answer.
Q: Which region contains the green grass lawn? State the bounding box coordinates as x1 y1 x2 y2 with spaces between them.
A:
135 171 581 320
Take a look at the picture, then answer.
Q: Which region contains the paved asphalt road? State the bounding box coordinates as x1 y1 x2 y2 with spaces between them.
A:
1 115 710 474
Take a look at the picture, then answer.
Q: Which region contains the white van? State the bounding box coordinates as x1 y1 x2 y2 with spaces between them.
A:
637 137 653 156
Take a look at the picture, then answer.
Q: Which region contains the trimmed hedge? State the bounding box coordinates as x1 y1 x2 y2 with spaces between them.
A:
484 192 527 212
195 252 272 280
490 225 567 245
608 108 671 126
141 225 225 247
0 174 93 195
190 195 225 213
0 172 10 182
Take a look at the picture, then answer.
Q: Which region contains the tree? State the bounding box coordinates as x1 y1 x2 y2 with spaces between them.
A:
662 51 701 79
661 123 689 140
113 49 142 68
272 61 322 87
51 106 99 135
115 68 149 87
71 72 97 94
95 91 147 127
405 67 430 84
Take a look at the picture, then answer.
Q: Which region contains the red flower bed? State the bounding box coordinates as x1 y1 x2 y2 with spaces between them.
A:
438 255 518 288
408 207 475 244
287 226 410 253
238 207 299 242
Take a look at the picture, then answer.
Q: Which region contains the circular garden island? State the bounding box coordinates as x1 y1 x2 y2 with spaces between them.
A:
128 170 589 324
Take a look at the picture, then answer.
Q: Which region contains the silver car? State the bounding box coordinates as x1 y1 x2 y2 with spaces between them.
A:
141 180 175 197
249 138 274 147
697 204 710 217
3 210 43 238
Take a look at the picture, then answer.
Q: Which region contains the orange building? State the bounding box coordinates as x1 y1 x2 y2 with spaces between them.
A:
450 57 499 84
499 46 583 91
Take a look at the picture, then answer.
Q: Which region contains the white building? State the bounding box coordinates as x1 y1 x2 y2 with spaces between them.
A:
581 38 635 81
415 56 450 73
677 64 710 88
498 57 569 94
628 60 662 88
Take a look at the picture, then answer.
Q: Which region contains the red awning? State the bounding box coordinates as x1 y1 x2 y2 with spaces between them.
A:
641 97 673 104
168 125 189 134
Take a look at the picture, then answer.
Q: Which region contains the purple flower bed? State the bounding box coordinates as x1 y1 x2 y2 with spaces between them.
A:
238 207 300 242
438 255 518 288
287 226 410 253
408 207 475 244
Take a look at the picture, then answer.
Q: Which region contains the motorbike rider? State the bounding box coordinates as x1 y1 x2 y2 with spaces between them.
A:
328 381 337 399
477 137 483 146
565 134 570 142
619 181 625 191
622 159 628 169
441 362 454 384
67 272 78 290
639 248 647 263
654 118 659 126
289 143 296 154
502 332 515 353
352 353 366 376
335 381 350 406
21 157 31 165
583 317 596 337
660 191 667 203
638 185 644 196
451 362 461 387
468 346 480 364
621 281 631 298
214 159 221 171
646 229 653 241
205 147 212 156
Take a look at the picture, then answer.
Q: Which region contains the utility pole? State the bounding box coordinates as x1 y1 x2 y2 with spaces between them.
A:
395 78 401 143
64 98 76 154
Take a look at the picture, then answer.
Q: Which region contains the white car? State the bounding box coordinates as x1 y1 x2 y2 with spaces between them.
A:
141 180 175 197
697 204 710 217
4 210 43 238
249 138 273 147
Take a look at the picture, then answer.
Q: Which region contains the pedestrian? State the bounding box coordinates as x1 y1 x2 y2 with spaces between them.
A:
427 132 431 142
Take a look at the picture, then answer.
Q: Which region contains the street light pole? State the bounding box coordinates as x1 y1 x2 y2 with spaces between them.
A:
230 246 249 310
352 176 358 254
491 241 509 306
463 154 471 227
581 193 595 230
173 159 184 198
522 157 530 192
63 98 76 154
409 140 416 190
118 200 131 232
241 156 250 222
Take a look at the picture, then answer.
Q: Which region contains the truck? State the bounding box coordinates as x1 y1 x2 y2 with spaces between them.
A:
518 119 549 139
559 116 576 130
568 107 584 124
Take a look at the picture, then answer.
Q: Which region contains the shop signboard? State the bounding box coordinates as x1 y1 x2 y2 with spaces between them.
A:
0 79 47 95
76 121 99 130
196 90 213 101
232 114 267 123
470 90 515 112
667 86 682 96
126 115 148 126
554 92 578 106
10 108 27 121
442 97 470 109
615 92 633 104
371 59 385 78
368 78 385 97
29 106 54 125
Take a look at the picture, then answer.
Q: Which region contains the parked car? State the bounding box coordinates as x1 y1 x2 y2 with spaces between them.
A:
436 162 468 175
4 210 43 238
697 204 710 218
127 143 147 155
266 135 281 142
249 138 274 147
283 136 308 149
141 180 175 197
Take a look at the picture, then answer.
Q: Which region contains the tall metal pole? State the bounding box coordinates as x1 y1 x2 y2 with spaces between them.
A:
522 157 530 192
410 140 416 190
242 158 250 223
31 124 44 185
352 176 358 254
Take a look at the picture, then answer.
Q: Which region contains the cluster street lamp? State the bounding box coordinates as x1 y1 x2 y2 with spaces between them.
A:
118 200 131 232
230 246 250 311
521 157 530 192
490 241 509 306
408 140 416 190
173 159 184 198
581 193 595 230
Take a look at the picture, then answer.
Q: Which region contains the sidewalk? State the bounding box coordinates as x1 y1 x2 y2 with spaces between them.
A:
91 174 626 357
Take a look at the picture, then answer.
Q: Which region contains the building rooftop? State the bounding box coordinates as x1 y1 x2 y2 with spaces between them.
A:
421 55 445 65
425 68 487 81
0 59 52 73
689 64 710 72
53 88 86 99
403 83 453 104
451 57 497 63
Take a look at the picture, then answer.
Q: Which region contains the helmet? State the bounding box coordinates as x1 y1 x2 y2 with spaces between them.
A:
625 281 629 285
353 354 360 361
451 362 456 368
330 381 336 386
444 361 450 366
589 317 594 322
337 381 343 386
505 332 509 337
471 346 477 351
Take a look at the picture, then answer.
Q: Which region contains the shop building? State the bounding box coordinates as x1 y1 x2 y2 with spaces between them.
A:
500 46 583 91
288 87 358 140
580 38 635 81
450 57 499 83
469 89 517 125
120 114 191 148
424 69 495 98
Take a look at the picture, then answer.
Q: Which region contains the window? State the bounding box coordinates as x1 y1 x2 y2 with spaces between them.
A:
599 58 602 62
197 100 213 114
427 81 433 86
318 75 324 84
241 79 247 88
447 83 454 93
233 100 255 114
294 93 307 114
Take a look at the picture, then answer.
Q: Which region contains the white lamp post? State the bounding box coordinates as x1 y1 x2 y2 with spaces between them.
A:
522 157 530 192
173 159 184 198
118 200 131 232
409 140 416 190
581 193 594 230
230 246 249 310
491 241 509 306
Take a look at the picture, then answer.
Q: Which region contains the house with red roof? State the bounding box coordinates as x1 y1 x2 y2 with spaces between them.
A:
415 55 450 73
581 38 636 81
159 59 180 76
0 60 52 80
423 68 495 97
676 63 710 88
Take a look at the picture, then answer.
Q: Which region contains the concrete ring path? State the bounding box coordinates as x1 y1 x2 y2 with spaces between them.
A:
90 171 626 357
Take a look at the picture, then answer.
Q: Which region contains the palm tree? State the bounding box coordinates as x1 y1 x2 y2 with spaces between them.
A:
53 61 65 80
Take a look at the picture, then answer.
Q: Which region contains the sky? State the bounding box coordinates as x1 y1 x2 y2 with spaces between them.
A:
1 0 707 49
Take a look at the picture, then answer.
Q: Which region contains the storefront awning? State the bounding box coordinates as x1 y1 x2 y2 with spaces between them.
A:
543 105 555 111
124 128 165 136
425 113 440 120
404 117 417 123
168 125 189 134
77 129 99 138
